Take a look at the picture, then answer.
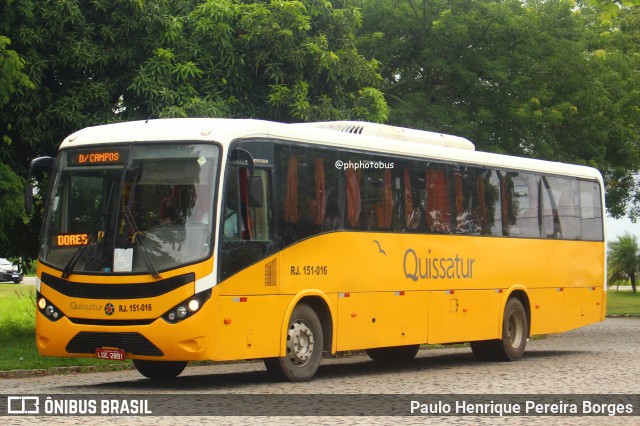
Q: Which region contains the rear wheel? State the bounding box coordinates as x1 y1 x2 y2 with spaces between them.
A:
133 359 187 380
365 344 420 363
470 297 528 361
264 303 323 382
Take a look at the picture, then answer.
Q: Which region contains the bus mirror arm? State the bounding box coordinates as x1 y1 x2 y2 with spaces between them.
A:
230 148 255 177
230 148 263 207
25 156 54 215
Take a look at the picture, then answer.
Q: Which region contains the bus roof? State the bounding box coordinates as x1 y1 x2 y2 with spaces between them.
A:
294 121 475 151
59 118 603 183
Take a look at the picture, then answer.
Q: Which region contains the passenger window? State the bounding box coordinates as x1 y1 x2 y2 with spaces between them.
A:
579 180 603 241
546 176 580 240
540 176 561 238
454 167 502 236
344 154 396 231
276 144 343 246
425 164 454 234
501 172 540 238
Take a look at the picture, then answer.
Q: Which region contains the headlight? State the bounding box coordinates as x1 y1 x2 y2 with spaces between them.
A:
162 289 211 324
36 293 64 322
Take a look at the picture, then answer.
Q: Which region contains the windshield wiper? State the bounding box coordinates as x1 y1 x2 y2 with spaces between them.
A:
61 233 96 279
61 183 115 279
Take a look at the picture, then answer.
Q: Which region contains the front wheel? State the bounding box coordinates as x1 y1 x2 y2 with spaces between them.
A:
133 359 187 380
264 303 323 382
471 297 528 362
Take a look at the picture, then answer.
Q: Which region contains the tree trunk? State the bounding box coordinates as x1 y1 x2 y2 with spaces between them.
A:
631 272 637 293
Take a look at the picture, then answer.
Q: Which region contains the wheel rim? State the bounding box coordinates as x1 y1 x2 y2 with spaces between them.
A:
507 309 524 349
287 320 315 367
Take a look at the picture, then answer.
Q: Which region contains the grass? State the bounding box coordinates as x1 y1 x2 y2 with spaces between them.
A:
606 288 640 315
0 284 132 372
0 283 639 373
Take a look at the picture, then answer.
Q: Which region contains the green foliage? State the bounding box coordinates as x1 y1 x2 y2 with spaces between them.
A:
0 0 386 262
0 35 32 107
0 162 24 254
355 0 640 218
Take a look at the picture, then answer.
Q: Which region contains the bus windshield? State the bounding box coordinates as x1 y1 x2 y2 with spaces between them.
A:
40 143 219 276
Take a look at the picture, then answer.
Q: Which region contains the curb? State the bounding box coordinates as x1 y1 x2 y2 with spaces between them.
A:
606 314 640 318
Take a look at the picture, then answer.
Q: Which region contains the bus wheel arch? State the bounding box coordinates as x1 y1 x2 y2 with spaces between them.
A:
470 290 530 362
297 295 333 354
507 290 531 338
264 295 333 382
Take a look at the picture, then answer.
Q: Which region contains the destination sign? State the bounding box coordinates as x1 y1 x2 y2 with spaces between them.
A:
68 149 125 166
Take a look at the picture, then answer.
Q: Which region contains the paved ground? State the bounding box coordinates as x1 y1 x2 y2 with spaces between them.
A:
1 318 639 425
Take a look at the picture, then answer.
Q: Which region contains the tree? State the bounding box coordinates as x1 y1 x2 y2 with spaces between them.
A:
0 0 387 262
127 0 388 122
354 0 640 218
608 233 640 293
0 33 32 256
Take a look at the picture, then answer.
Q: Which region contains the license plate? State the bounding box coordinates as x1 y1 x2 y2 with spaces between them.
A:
96 348 126 361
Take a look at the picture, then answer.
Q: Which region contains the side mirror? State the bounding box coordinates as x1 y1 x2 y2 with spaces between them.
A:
25 156 54 215
248 175 264 208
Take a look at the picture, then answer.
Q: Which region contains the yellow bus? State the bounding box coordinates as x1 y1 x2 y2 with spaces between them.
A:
25 118 606 381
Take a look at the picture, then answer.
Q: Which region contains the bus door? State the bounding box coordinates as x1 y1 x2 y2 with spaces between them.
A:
218 161 275 282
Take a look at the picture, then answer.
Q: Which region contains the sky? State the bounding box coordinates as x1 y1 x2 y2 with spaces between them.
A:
605 214 638 242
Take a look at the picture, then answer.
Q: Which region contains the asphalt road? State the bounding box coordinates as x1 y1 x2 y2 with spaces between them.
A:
1 318 639 424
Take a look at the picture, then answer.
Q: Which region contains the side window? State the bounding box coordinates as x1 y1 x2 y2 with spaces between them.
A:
546 176 580 240
455 167 502 236
425 163 454 234
579 180 603 241
222 166 241 240
276 144 342 246
501 172 540 238
219 161 274 281
344 154 397 231
540 176 561 238
222 165 272 242
248 168 272 241
482 169 503 236
402 162 428 232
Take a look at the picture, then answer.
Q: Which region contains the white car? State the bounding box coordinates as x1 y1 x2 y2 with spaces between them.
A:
0 258 23 283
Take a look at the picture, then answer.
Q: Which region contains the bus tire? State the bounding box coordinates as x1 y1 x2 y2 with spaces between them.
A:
264 303 323 382
470 297 528 362
365 344 420 363
133 359 187 380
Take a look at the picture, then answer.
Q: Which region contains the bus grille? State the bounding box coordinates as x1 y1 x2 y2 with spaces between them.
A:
66 332 163 356
41 272 194 299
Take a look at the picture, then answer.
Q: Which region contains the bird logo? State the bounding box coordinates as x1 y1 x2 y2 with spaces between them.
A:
373 240 387 257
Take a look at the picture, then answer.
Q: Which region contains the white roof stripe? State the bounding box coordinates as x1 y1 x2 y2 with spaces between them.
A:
59 118 603 183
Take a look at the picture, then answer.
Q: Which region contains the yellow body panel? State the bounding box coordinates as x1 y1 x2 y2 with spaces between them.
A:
428 289 502 344
35 232 605 362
